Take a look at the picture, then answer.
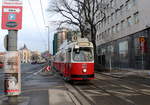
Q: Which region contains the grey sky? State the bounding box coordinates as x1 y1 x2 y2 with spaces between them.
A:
0 0 56 53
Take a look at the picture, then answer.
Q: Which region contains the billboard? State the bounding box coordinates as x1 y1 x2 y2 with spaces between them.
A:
1 0 23 30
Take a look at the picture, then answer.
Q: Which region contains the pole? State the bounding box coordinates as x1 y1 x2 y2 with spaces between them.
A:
109 56 112 72
141 43 144 72
48 27 50 53
4 30 21 103
8 30 18 51
46 26 50 53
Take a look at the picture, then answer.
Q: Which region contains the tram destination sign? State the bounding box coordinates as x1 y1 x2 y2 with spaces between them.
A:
1 0 23 30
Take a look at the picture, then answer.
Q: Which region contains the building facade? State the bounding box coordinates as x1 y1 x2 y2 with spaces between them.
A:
53 28 81 55
30 51 41 62
19 45 31 63
53 28 68 55
96 0 150 70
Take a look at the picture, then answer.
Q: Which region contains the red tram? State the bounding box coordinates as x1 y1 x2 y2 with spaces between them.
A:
53 37 94 81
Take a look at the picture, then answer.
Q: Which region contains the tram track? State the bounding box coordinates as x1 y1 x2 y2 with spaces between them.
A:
89 81 137 105
96 71 150 87
96 74 149 96
65 72 150 105
95 72 150 95
85 72 150 105
65 83 96 105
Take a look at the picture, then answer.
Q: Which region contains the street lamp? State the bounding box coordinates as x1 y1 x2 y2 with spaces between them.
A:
45 26 50 53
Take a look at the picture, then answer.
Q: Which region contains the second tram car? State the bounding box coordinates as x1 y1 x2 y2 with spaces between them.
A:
53 37 94 81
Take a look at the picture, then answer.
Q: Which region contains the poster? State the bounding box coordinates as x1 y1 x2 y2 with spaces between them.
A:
4 51 21 96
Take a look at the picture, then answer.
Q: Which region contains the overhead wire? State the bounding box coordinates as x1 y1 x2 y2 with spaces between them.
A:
27 0 47 50
39 0 46 25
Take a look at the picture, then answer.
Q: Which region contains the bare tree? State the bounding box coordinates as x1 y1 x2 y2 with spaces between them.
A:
48 0 107 59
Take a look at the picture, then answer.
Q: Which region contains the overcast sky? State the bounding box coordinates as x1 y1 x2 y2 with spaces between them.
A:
0 0 58 53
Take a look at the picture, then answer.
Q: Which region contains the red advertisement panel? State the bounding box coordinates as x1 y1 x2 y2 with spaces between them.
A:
1 6 22 30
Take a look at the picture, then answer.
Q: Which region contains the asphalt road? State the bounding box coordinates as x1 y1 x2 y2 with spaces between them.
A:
0 63 65 105
0 64 150 105
73 73 150 105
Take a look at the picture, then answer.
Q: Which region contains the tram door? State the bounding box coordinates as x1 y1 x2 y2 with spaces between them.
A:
66 50 71 78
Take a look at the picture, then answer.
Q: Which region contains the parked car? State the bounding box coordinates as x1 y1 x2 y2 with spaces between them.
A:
31 61 37 64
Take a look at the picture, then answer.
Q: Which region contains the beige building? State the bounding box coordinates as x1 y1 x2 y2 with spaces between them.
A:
30 51 41 62
96 0 150 70
19 45 31 63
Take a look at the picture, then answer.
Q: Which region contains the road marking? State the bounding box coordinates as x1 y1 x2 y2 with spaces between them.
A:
33 68 43 75
22 67 44 80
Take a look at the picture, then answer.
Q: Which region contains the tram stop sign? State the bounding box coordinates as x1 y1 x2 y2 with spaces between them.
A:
1 0 23 30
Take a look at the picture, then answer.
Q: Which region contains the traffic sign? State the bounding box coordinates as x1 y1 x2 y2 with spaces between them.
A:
139 37 145 43
1 0 23 30
2 0 22 6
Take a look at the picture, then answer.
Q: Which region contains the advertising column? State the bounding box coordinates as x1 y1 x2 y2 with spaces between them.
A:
4 52 21 96
1 0 23 96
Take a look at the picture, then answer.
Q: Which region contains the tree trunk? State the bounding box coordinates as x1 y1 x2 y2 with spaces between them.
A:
90 25 97 65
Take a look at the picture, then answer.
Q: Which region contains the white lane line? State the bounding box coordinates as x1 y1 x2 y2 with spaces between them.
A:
22 67 44 80
33 68 44 75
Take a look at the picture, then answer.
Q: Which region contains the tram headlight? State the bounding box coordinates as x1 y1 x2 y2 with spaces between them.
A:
83 69 87 73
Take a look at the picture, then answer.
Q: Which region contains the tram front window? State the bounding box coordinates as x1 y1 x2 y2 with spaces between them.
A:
73 48 93 62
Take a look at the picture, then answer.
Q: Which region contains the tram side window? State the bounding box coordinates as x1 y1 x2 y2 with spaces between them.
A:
73 48 93 62
66 51 71 62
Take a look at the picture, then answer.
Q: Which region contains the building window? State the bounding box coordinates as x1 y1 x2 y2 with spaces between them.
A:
110 0 115 7
120 5 124 15
108 28 111 35
112 13 115 21
104 18 106 26
102 20 104 28
119 41 128 59
104 31 107 38
107 16 110 24
112 26 115 34
115 9 119 18
99 23 101 29
121 20 126 30
111 13 114 21
100 34 102 40
110 0 113 8
107 45 114 55
116 23 120 32
109 16 111 23
126 0 132 11
127 16 132 26
102 32 104 39
133 0 137 6
133 12 139 24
